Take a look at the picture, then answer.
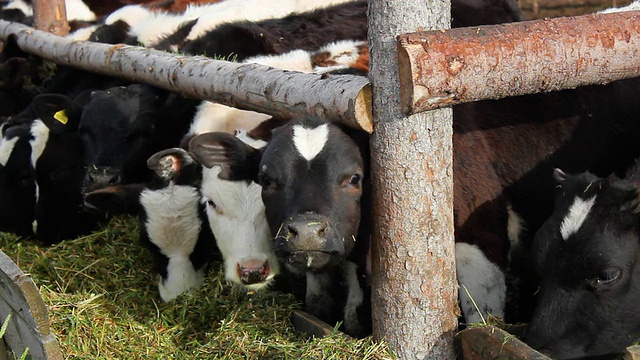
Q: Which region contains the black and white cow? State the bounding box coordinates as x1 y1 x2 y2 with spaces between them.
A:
523 167 640 358
84 147 218 301
0 93 99 243
189 117 372 337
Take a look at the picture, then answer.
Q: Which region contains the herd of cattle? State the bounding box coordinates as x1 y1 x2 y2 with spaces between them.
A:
1 0 640 358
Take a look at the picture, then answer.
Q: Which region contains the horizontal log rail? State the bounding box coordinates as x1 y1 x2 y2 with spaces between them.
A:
398 10 640 114
0 20 373 133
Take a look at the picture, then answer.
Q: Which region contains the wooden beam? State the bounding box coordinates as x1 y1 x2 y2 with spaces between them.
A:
455 326 550 360
398 10 640 114
0 20 373 133
32 0 69 36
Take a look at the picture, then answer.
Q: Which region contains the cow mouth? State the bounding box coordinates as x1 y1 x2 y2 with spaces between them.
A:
237 261 271 285
283 250 339 271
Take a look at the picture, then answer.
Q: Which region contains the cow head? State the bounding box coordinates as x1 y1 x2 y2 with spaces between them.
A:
525 168 640 359
190 130 279 290
78 84 167 191
190 117 366 275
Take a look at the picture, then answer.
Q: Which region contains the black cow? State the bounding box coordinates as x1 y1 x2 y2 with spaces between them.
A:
189 117 372 337
523 167 640 358
78 84 198 191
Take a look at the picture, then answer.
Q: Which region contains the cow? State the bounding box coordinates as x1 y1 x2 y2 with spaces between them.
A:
78 84 199 191
522 167 640 359
188 117 372 337
85 147 218 302
172 1 368 60
0 93 99 243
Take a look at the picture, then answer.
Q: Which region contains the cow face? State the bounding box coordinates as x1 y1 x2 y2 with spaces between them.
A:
190 117 365 275
525 169 640 359
190 131 279 290
78 84 165 191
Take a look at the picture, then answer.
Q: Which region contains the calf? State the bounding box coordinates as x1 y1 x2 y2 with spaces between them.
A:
189 117 372 337
523 167 640 359
78 84 198 191
0 93 98 243
84 148 217 301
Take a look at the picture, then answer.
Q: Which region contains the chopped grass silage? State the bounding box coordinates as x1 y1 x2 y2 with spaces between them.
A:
0 216 395 359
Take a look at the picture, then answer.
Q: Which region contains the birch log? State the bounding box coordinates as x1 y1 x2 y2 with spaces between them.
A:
397 10 640 114
0 20 373 133
369 1 457 359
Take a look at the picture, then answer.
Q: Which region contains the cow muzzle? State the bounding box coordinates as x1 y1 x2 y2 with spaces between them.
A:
84 166 122 191
275 213 344 272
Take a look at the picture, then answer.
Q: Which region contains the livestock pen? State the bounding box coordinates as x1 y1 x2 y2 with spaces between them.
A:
0 0 636 356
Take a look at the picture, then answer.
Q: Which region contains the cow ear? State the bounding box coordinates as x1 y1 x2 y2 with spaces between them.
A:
189 132 261 181
83 184 144 215
553 168 567 183
147 148 196 181
31 94 83 133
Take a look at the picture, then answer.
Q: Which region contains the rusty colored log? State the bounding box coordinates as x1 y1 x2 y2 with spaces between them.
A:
397 10 640 114
455 326 550 360
32 0 69 36
0 20 372 133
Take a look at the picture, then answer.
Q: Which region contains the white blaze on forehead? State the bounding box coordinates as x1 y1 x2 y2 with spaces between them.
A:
293 124 329 161
30 120 50 204
560 195 597 241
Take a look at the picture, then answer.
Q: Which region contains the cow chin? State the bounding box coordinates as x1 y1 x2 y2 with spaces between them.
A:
282 251 340 273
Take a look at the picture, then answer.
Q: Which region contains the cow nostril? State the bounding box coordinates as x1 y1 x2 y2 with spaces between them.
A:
316 222 328 237
287 224 298 236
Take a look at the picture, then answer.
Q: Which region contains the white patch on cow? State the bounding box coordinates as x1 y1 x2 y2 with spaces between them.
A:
598 0 640 13
104 5 152 26
128 3 218 47
245 49 314 72
140 185 204 302
0 136 19 166
560 195 597 241
342 261 364 336
30 120 50 204
67 24 98 41
187 101 271 137
200 165 279 290
186 0 355 41
456 242 506 324
65 0 96 21
293 123 328 161
506 204 525 247
234 129 267 149
32 220 37 234
2 0 33 16
312 39 366 74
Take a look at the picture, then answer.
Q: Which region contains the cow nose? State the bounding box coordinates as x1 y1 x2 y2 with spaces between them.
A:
287 219 329 239
237 260 270 285
86 166 121 187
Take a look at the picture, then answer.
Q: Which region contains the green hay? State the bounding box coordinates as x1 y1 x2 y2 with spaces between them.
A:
0 216 395 359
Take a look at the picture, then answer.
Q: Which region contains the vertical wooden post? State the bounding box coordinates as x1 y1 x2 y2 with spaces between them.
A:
368 1 458 359
32 0 69 36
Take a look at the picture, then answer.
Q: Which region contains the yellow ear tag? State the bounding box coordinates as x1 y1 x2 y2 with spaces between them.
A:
53 110 68 125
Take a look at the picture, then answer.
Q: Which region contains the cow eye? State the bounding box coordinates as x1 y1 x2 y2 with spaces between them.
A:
258 173 278 193
349 173 362 185
206 199 217 209
588 266 622 289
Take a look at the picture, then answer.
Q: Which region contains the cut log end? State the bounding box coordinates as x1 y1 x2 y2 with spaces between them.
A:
354 84 373 133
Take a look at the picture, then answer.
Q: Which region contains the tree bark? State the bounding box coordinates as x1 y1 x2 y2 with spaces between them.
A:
0 20 373 132
368 1 457 359
32 0 69 36
398 10 640 114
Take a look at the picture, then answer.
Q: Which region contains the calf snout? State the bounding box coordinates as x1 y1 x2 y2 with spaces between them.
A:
85 166 121 190
237 260 271 285
276 212 345 272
